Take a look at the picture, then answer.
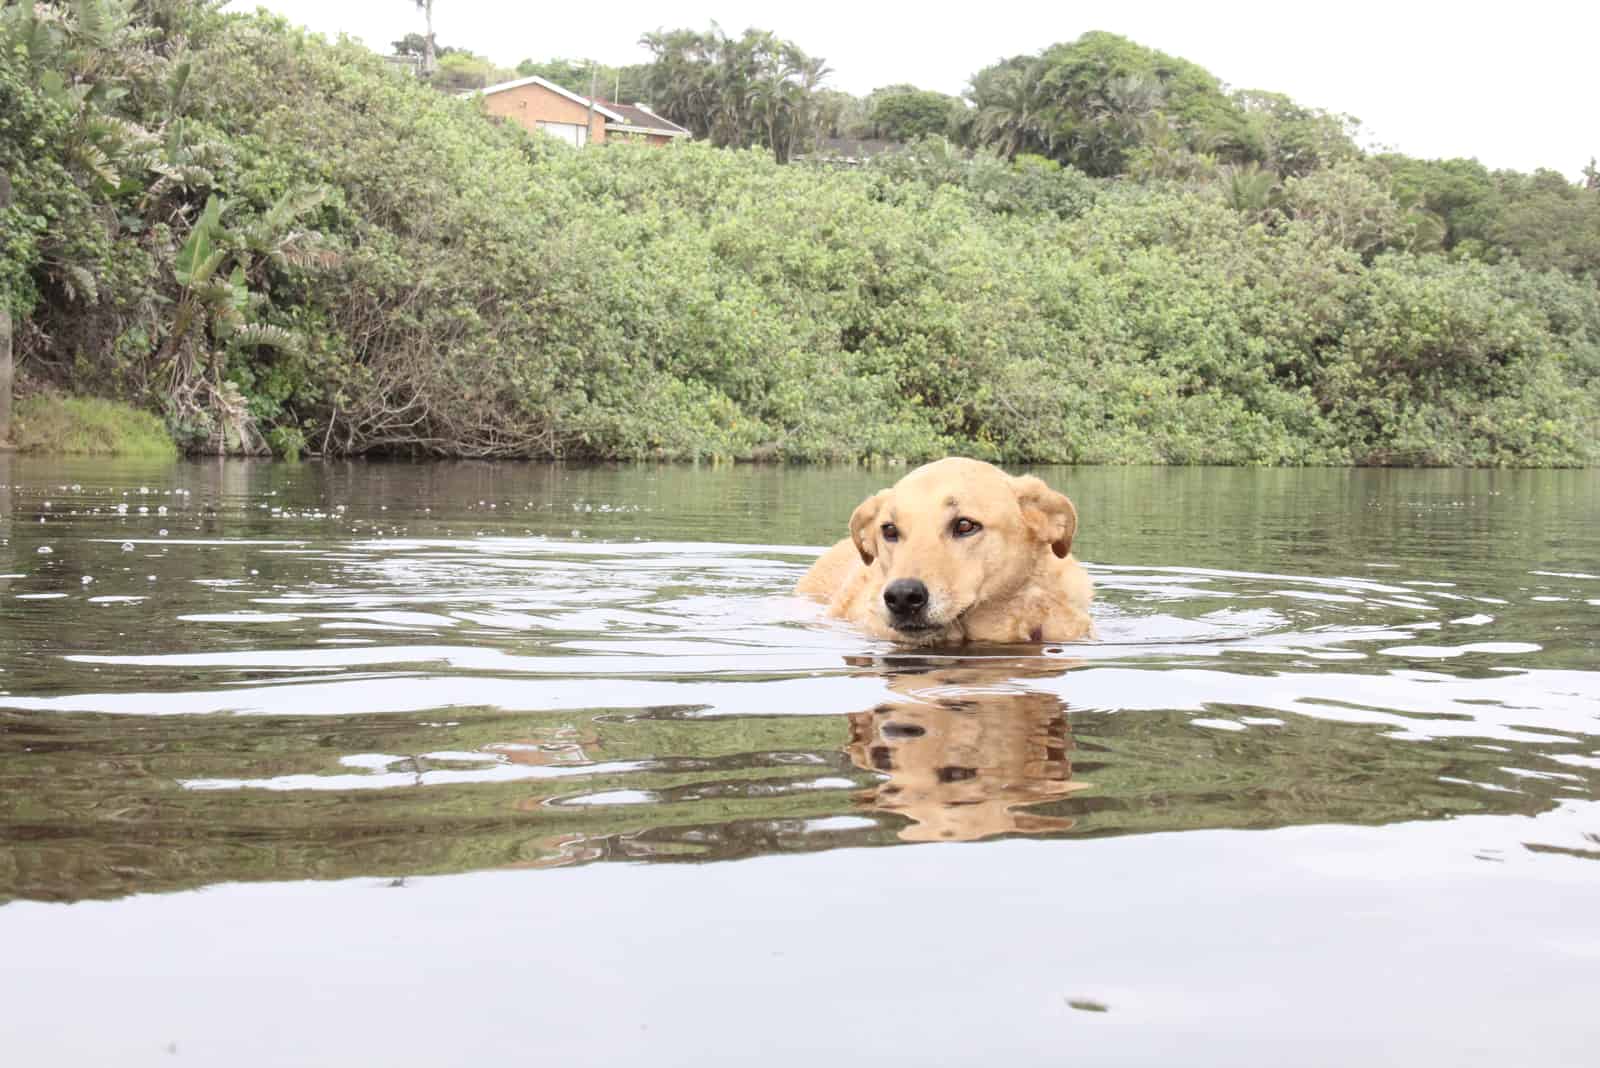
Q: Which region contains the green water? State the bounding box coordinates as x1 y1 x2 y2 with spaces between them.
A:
1 456 1596 1065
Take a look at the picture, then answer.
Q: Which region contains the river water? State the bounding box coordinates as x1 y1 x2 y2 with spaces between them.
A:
1 456 1596 1065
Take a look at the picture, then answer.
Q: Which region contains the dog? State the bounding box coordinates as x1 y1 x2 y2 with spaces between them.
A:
797 458 1093 645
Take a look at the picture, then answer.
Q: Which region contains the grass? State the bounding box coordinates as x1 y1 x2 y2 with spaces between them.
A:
11 394 178 459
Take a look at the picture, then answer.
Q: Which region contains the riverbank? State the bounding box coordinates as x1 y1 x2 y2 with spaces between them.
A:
7 394 177 460
3 4 1597 466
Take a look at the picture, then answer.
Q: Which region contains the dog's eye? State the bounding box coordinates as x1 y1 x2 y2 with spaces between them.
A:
952 517 982 537
881 523 900 542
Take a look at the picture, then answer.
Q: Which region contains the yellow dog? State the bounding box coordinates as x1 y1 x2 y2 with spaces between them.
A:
797 458 1093 645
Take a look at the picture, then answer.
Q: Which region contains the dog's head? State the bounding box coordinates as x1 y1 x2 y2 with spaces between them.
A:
848 458 1078 644
845 687 1081 842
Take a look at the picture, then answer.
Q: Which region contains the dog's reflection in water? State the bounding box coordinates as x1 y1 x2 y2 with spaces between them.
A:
844 657 1088 842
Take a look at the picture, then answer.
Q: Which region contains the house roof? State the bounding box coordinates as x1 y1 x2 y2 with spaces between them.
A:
599 102 691 138
466 74 626 123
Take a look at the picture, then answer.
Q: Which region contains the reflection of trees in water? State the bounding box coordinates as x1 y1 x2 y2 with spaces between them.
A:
0 453 11 595
2 657 1597 903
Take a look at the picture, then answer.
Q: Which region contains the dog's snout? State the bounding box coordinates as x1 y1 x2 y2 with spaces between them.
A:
883 578 929 618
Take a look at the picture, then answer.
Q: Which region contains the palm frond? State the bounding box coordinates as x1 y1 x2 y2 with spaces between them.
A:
230 323 302 354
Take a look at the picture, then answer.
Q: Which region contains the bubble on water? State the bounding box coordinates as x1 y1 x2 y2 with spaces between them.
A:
37 546 53 555
158 529 169 537
250 569 259 576
81 575 94 585
157 506 168 516
115 503 128 515
43 501 51 509
121 542 135 552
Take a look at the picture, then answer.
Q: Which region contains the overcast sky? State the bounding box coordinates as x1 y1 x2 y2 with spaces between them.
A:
230 1 1596 177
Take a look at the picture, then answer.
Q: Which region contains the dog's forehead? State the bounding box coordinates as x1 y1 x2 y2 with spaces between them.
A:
892 460 1015 516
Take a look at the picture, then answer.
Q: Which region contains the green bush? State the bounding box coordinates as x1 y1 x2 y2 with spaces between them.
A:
3 2 1596 467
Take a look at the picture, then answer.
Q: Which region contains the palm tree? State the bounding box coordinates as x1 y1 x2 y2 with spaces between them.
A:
785 51 832 159
408 0 435 76
641 27 724 141
1222 162 1279 217
642 26 829 161
969 60 1038 160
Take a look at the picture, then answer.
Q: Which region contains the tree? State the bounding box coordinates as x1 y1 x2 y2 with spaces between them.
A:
408 0 436 76
515 57 592 92
432 50 507 92
1489 169 1600 276
1375 155 1499 253
867 84 961 142
965 57 1039 160
1233 90 1359 178
516 58 652 104
1280 161 1407 257
640 25 830 162
811 89 872 141
392 32 454 61
965 32 1253 176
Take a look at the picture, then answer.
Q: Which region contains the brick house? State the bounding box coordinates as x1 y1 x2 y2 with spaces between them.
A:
469 75 691 147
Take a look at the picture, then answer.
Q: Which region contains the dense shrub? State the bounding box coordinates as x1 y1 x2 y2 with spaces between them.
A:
3 2 1596 466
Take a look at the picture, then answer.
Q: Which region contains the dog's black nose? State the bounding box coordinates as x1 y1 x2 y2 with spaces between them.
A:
883 578 929 618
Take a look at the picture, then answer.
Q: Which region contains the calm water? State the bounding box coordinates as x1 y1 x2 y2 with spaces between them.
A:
1 456 1597 1065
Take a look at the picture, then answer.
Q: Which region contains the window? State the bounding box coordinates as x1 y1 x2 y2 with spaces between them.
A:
535 121 588 147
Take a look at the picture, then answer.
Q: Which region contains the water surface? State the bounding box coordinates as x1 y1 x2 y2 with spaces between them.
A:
1 457 1596 1065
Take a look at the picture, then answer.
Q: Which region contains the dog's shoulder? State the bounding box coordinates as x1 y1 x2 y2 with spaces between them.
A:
795 538 862 602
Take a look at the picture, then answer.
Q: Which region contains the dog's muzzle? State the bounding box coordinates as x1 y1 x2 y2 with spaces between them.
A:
883 578 932 631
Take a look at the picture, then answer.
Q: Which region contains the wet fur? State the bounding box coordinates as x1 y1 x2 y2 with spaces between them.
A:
796 458 1093 645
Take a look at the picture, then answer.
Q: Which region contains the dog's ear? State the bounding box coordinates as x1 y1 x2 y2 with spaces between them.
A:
1011 475 1077 559
848 490 891 566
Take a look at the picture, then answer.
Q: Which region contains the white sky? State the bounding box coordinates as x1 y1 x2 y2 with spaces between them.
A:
230 1 1597 177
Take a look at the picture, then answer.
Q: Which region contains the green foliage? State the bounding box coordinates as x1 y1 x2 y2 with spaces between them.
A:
965 32 1254 176
3 3 1597 467
1374 155 1600 275
514 56 652 105
11 392 178 457
1489 169 1600 277
811 88 872 141
431 50 508 93
390 32 454 61
639 26 831 163
1319 254 1597 465
1232 90 1360 178
866 84 962 142
867 139 1097 221
1280 161 1409 257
